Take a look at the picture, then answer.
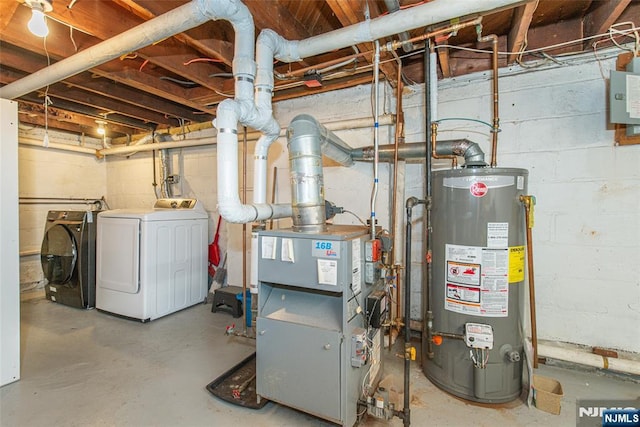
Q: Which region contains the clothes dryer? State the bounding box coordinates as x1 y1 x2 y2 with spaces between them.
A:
41 210 99 308
96 199 208 322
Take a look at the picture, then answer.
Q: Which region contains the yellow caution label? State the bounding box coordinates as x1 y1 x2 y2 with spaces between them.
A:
509 246 525 283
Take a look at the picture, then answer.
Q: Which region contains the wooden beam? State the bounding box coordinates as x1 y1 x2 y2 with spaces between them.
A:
507 1 538 64
584 0 632 40
49 1 228 93
0 0 20 32
112 0 233 67
435 42 452 78
18 100 138 137
0 11 215 116
0 44 188 125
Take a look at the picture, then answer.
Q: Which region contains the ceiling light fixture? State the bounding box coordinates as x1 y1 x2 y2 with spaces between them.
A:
95 120 107 136
25 0 53 38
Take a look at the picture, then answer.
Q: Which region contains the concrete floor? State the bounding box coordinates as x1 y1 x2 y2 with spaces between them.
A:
1 290 638 427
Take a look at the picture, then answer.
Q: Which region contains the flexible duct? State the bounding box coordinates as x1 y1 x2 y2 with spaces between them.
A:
352 139 487 166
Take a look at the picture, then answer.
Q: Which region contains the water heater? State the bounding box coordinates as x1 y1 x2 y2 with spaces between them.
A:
422 167 528 403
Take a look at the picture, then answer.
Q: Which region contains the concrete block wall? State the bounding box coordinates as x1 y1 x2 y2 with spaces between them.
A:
17 128 106 288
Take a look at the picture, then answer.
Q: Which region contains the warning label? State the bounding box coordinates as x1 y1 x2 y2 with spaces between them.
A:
447 261 480 286
509 246 525 283
445 244 509 318
446 283 480 303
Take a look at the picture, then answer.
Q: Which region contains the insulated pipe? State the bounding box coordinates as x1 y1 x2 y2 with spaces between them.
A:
538 344 640 376
19 136 96 155
370 41 381 239
352 140 487 166
216 101 292 223
275 0 524 62
383 0 414 52
0 0 246 100
100 116 394 157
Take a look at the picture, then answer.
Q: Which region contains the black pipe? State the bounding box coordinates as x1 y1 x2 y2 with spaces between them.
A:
404 196 425 427
424 41 435 360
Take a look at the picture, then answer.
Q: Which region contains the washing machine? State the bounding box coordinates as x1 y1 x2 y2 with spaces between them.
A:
41 210 99 309
96 198 208 322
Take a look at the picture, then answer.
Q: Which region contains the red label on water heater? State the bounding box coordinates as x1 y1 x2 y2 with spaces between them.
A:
470 181 488 197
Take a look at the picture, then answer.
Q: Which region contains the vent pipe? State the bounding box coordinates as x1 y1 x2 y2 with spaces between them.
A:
352 139 487 167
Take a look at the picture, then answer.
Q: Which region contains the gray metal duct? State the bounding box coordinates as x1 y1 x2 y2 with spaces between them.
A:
352 139 487 166
287 114 354 232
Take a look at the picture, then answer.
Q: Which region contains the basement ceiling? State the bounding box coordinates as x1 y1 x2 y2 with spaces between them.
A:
0 0 637 140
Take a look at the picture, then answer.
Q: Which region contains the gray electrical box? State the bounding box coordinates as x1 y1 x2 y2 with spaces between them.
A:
610 58 640 127
256 225 380 426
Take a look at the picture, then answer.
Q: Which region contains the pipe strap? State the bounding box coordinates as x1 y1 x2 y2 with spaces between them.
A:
218 128 238 134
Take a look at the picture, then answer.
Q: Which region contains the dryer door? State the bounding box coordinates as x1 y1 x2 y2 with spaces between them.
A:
97 217 140 294
41 224 77 285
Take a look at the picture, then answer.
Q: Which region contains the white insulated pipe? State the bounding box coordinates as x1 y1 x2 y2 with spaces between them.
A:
97 115 394 157
538 343 640 376
370 41 381 239
19 136 97 155
271 0 524 62
0 0 242 100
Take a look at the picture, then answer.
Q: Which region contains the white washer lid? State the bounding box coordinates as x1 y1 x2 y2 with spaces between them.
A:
98 199 208 221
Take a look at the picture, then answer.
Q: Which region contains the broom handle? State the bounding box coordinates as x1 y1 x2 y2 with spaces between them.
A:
213 216 222 244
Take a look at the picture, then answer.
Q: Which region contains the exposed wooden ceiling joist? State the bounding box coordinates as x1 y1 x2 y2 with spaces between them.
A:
507 1 539 64
0 0 636 141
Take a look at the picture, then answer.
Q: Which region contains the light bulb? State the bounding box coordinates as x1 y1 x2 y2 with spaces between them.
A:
97 125 105 135
28 8 49 38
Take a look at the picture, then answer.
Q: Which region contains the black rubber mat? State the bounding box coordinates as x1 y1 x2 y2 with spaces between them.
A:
206 352 268 409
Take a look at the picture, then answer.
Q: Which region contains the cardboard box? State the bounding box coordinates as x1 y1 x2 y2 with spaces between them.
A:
533 374 563 415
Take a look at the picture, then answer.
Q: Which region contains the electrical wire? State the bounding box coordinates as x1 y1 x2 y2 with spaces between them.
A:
343 209 368 226
434 117 497 130
183 57 224 66
159 76 198 86
69 26 78 52
42 36 52 146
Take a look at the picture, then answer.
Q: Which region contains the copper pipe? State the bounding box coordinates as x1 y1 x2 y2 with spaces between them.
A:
477 31 500 167
391 59 404 344
520 195 538 368
280 51 370 79
430 122 457 167
382 17 483 52
280 17 482 80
